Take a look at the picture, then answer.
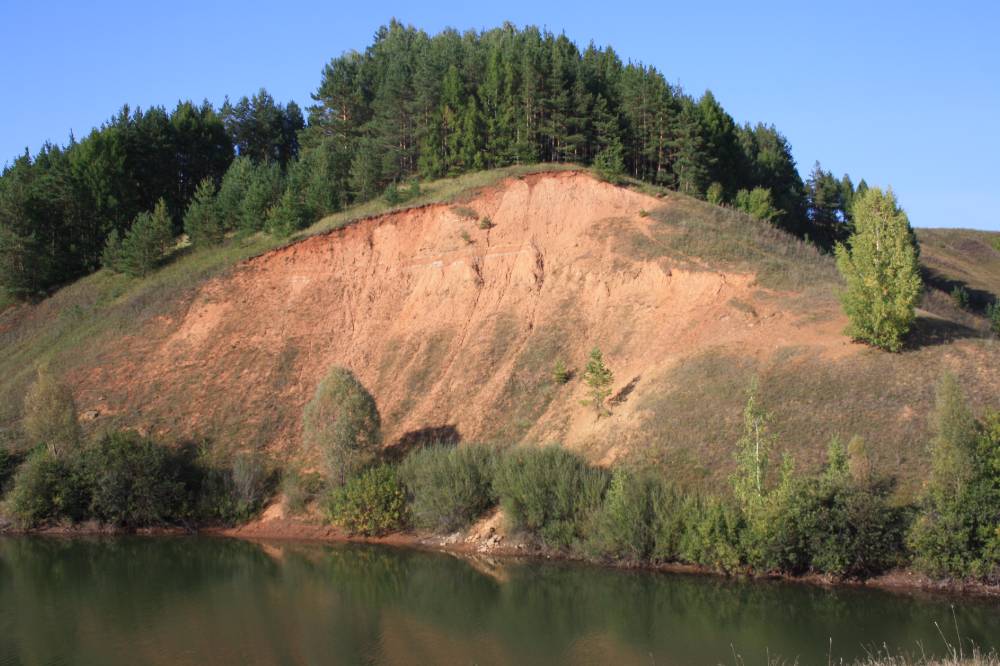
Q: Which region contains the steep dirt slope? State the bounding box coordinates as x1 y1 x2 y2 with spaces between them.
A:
7 171 999 492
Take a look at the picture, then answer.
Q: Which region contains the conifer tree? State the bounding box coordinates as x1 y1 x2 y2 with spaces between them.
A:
582 348 614 416
104 198 173 277
183 177 223 247
835 187 921 352
670 104 712 197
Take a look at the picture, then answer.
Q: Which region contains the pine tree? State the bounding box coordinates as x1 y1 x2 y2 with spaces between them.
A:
183 177 223 247
806 162 847 248
240 162 284 233
835 187 922 352
670 104 712 197
582 348 614 416
106 198 173 277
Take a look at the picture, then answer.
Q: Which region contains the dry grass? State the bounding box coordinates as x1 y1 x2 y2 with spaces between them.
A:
632 333 998 498
608 177 841 298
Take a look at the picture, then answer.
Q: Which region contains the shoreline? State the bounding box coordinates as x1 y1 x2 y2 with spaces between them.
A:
7 515 998 601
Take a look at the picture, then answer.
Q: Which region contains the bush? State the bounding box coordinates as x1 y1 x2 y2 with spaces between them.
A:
736 439 907 577
229 450 271 521
807 476 907 577
4 449 83 527
677 495 744 572
583 468 654 562
0 447 19 493
399 445 496 532
593 140 625 183
909 379 1000 579
951 285 970 310
383 182 403 205
705 181 725 206
552 359 570 384
78 431 185 527
649 478 687 562
328 464 408 536
734 187 779 223
282 468 324 515
493 446 608 550
986 302 1000 336
303 367 382 486
22 366 81 458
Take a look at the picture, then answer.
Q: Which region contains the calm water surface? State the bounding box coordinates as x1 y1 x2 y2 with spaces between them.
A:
0 536 997 665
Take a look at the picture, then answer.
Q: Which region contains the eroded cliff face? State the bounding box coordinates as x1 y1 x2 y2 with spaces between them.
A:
72 171 853 466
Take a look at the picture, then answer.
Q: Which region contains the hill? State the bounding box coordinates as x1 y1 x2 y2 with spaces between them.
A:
1 168 998 497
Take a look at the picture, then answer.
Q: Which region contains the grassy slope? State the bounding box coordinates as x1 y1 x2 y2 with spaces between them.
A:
1 166 997 498
614 210 999 494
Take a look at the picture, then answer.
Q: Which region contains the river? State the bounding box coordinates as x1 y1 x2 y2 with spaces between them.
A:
0 536 997 665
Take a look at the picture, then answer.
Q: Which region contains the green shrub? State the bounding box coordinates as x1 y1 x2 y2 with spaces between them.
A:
493 446 608 550
583 468 654 562
79 431 185 527
477 216 493 230
22 366 81 458
736 439 906 577
328 464 408 536
951 285 970 310
677 495 744 572
0 447 19 493
303 367 382 486
734 187 779 223
910 381 1000 579
649 478 686 562
282 468 324 515
705 182 725 206
986 302 1000 336
5 449 83 527
592 140 625 183
552 359 570 385
229 450 271 521
383 182 402 205
399 445 496 532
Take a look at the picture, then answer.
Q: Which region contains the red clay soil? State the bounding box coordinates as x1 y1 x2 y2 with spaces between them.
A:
68 171 856 465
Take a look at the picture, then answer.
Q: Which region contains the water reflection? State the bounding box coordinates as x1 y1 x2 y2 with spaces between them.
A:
0 536 997 665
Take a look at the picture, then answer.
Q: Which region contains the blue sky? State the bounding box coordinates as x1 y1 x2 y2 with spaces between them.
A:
2 0 998 230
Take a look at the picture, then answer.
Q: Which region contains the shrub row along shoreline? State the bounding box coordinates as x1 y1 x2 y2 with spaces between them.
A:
1 367 998 588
